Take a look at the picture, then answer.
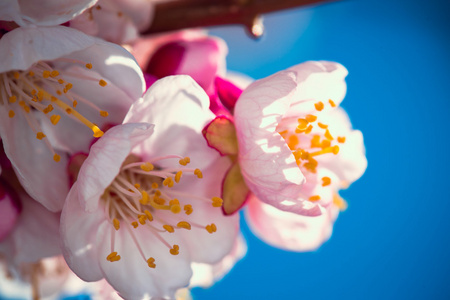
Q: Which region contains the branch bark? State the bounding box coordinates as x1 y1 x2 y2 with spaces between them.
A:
142 0 334 36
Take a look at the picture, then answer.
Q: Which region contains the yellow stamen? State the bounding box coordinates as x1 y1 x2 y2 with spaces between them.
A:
318 122 328 129
99 79 107 87
53 154 61 162
329 99 336 107
73 100 77 108
85 63 93 69
100 110 108 117
134 183 140 189
322 177 331 186
297 118 308 131
179 157 190 166
113 218 120 230
287 134 299 150
42 70 50 78
131 221 139 228
175 171 182 183
140 162 154 172
305 124 313 134
305 114 317 122
177 221 191 230
337 136 346 143
163 177 174 187
36 132 46 140
194 169 203 179
314 101 324 111
139 191 149 205
144 210 153 221
13 72 20 79
163 225 175 233
50 70 59 77
58 79 64 84
170 245 180 255
151 182 159 189
8 110 15 118
311 135 322 148
324 129 334 140
309 195 321 202
211 197 223 208
50 114 61 125
138 215 147 225
184 204 193 215
28 71 35 76
147 257 156 268
9 95 17 103
43 104 53 114
107 252 118 261
205 223 217 234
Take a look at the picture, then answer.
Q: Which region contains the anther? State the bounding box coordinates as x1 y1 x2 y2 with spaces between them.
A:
322 177 331 186
53 154 61 162
177 221 191 230
314 101 324 111
13 72 20 79
42 70 51 78
205 223 217 234
194 169 203 179
50 70 59 77
151 182 159 189
329 99 336 107
324 129 334 140
337 136 346 143
309 195 321 202
36 132 46 140
100 110 109 117
163 177 174 187
140 162 154 172
8 110 15 118
184 205 193 215
50 115 61 125
131 221 139 228
113 218 120 230
43 104 54 114
170 245 180 255
99 79 107 87
163 225 175 233
175 171 182 183
73 100 77 108
306 114 317 122
297 118 308 131
140 191 149 205
144 210 153 221
179 157 190 166
85 63 93 69
318 122 328 129
147 257 156 268
9 95 16 103
211 197 223 208
138 215 147 225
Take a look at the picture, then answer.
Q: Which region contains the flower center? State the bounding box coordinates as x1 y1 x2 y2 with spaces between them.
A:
278 100 347 203
102 154 223 269
0 60 109 162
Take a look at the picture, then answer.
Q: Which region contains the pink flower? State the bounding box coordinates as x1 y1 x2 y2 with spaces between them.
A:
0 0 97 27
60 76 240 299
0 26 145 211
225 61 365 214
70 0 154 44
204 61 367 250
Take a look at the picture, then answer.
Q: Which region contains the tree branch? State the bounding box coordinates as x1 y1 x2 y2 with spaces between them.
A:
142 0 335 37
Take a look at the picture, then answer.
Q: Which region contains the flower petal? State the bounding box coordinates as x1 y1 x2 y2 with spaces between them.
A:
60 182 104 281
234 71 307 213
0 26 95 73
96 222 192 300
284 61 348 118
0 106 69 212
245 195 338 251
125 76 216 170
0 0 96 27
77 123 154 212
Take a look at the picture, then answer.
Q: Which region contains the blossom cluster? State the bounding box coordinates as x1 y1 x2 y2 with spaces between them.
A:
0 1 367 299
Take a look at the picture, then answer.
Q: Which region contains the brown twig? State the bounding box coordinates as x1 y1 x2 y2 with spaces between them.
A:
142 0 334 37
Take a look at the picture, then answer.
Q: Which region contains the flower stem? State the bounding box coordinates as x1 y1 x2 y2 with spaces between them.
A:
142 0 335 37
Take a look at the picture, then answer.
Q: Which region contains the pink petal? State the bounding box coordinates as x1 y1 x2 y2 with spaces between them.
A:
125 76 217 170
96 222 192 299
0 26 95 73
245 195 338 251
284 61 348 118
60 182 105 281
0 0 96 26
0 106 69 212
234 71 307 213
77 123 154 212
0 193 61 265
